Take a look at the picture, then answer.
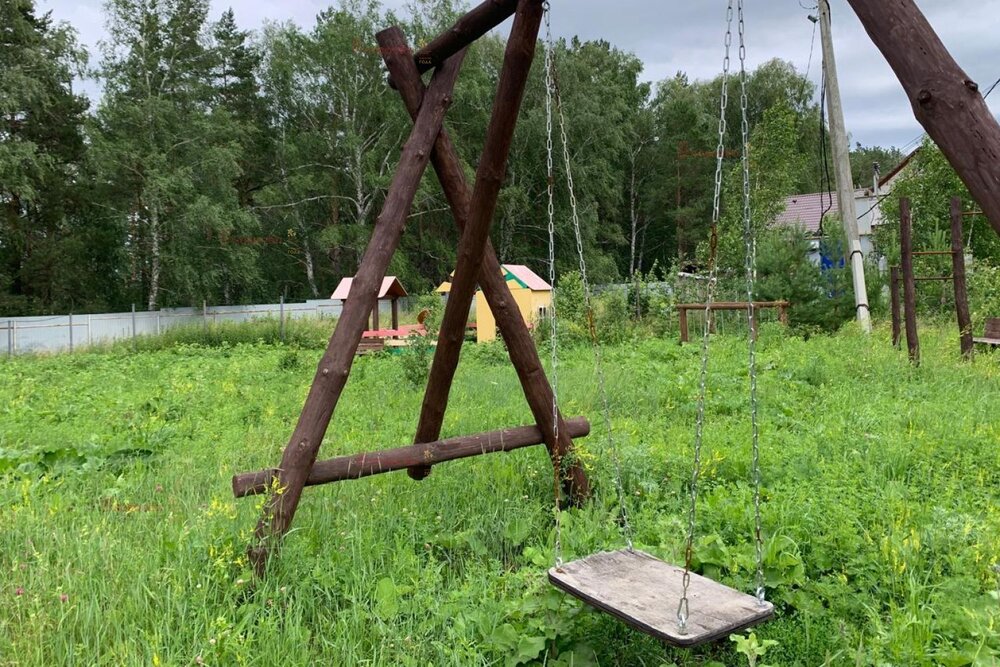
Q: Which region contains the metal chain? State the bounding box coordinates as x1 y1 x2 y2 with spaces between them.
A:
546 5 634 554
738 0 766 607
543 1 565 568
677 0 733 635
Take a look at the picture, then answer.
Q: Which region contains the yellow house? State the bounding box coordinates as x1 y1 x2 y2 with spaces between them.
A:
436 264 552 343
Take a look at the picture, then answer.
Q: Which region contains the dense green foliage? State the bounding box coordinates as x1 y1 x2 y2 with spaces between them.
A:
1 0 909 316
2 325 1000 665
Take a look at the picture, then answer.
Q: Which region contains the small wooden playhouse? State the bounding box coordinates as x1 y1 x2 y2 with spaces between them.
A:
437 264 551 343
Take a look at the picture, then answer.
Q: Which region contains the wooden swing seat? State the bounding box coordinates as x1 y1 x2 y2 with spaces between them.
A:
548 549 774 648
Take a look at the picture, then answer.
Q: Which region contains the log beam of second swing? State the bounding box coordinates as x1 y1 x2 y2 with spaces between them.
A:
245 51 467 576
846 0 1000 236
377 23 589 502
233 417 591 498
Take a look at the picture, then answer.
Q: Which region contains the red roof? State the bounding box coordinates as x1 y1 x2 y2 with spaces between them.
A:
331 276 408 300
773 192 838 235
503 264 551 291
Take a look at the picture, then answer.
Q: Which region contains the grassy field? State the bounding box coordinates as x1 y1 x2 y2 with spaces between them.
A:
2 322 1000 666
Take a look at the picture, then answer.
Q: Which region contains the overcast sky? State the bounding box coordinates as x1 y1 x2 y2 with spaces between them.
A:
40 0 1000 150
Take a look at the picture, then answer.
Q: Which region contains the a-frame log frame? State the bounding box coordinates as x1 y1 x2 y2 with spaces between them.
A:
377 29 586 495
242 0 588 576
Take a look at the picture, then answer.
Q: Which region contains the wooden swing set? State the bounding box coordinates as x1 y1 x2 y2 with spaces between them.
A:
232 0 1000 649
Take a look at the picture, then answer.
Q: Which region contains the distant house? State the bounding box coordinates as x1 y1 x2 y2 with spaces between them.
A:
331 276 407 331
773 148 920 266
437 264 552 343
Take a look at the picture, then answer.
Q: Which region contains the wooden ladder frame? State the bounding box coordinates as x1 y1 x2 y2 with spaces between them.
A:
234 0 590 576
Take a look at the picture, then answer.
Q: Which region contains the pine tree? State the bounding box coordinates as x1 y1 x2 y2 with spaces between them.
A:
0 0 90 314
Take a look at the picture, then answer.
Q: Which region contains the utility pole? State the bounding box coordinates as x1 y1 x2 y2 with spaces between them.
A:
817 0 871 332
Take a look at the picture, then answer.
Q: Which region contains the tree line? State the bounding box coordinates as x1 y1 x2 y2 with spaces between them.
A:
2 0 904 315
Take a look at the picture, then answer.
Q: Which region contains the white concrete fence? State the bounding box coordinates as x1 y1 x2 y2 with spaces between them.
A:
2 297 412 356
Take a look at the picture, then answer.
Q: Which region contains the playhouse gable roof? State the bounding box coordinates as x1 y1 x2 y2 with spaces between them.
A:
331 276 407 300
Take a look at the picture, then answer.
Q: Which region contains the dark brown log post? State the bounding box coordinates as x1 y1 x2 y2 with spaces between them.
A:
246 52 467 576
378 25 589 501
678 306 689 343
233 417 591 498
890 266 901 348
372 302 379 331
951 197 973 359
778 302 790 327
391 298 399 330
900 198 919 365
846 0 1000 236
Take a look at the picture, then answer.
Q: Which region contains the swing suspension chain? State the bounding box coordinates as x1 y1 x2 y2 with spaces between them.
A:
677 0 733 635
737 0 767 606
543 1 565 567
543 2 634 566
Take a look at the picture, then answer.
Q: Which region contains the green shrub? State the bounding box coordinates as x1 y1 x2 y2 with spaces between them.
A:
968 261 1000 330
753 226 883 334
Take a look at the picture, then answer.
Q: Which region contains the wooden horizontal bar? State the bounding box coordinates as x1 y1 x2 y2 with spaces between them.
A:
675 301 790 311
913 275 953 281
413 0 518 74
912 250 953 256
232 416 590 498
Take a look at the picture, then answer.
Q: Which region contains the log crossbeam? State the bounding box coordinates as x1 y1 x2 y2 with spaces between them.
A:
233 418 590 498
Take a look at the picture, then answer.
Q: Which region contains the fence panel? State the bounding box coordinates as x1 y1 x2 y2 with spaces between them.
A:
1 299 350 356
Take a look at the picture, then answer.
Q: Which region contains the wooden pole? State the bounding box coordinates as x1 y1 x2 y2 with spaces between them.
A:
900 198 919 364
391 298 399 330
819 0 871 333
410 0 518 76
890 266 901 348
233 417 591 498
247 51 466 576
377 23 588 501
951 197 973 359
678 307 689 343
846 0 1000 236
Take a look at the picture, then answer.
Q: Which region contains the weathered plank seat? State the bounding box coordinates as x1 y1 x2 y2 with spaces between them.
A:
973 317 1000 347
356 338 385 355
549 549 773 648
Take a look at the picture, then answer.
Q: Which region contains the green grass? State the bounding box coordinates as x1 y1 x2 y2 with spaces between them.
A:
2 323 1000 666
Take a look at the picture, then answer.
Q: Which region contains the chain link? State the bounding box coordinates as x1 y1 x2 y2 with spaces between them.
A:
542 1 564 568
737 0 766 607
544 2 634 558
677 0 734 635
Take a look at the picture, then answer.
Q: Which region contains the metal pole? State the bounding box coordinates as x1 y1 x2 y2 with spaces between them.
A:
156 313 161 336
87 314 92 347
6 320 11 357
132 303 137 349
69 312 73 353
203 300 208 331
818 0 871 333
279 295 285 342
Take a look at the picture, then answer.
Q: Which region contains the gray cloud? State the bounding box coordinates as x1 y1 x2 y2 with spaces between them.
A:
39 0 1000 148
